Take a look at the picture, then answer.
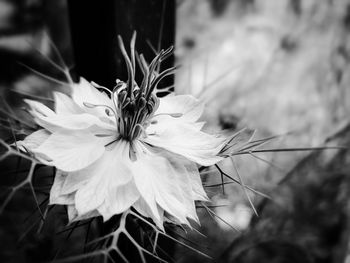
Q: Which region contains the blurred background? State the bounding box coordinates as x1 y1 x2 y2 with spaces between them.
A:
1 0 350 262
175 0 350 261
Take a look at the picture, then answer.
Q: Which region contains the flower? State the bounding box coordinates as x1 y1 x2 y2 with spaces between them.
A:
19 33 225 228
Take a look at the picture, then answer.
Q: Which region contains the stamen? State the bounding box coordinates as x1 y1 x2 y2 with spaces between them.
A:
130 31 137 76
90 81 112 96
138 54 150 96
146 50 164 91
83 102 97 108
113 34 178 141
83 102 116 114
117 90 127 105
121 98 131 109
146 66 178 100
83 102 118 122
104 136 121 147
113 80 126 93
130 123 147 140
129 143 137 161
95 134 113 137
137 97 147 109
152 112 183 118
118 35 135 100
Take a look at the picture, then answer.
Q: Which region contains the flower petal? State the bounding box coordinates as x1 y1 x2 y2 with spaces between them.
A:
74 174 107 216
157 94 204 122
60 142 132 196
74 141 133 216
67 205 100 222
97 180 140 221
50 170 75 205
24 99 57 131
33 130 108 172
160 150 208 202
131 143 198 225
53 91 84 115
35 112 115 132
183 160 209 201
133 198 165 230
25 99 55 117
72 77 114 117
16 129 50 151
144 121 224 166
60 168 95 195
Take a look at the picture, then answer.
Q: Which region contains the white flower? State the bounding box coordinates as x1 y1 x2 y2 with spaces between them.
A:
19 34 225 228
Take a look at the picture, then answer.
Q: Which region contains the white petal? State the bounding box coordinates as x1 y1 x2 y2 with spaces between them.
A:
131 143 198 225
74 174 107 216
60 170 94 196
97 180 140 221
33 130 107 172
161 152 202 222
161 151 208 202
25 99 57 131
60 170 93 195
16 129 50 151
146 116 205 137
133 198 165 230
32 112 116 132
129 159 162 222
53 91 84 115
144 122 224 166
60 141 132 196
26 90 115 133
193 121 206 130
25 99 55 117
157 94 204 122
74 141 133 216
183 160 209 201
72 77 114 117
50 170 75 205
67 205 100 222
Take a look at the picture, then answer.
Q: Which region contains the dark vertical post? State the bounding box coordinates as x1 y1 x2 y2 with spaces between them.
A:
67 0 117 86
67 0 175 89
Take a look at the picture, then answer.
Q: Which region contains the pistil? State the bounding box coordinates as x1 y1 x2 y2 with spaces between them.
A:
115 32 176 141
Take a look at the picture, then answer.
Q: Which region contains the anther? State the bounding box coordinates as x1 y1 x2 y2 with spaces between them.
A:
146 102 154 114
122 98 130 109
114 80 126 94
118 90 127 104
91 81 112 96
137 97 147 109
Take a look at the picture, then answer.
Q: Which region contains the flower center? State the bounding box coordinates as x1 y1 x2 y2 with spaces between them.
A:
114 80 159 141
111 32 176 141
